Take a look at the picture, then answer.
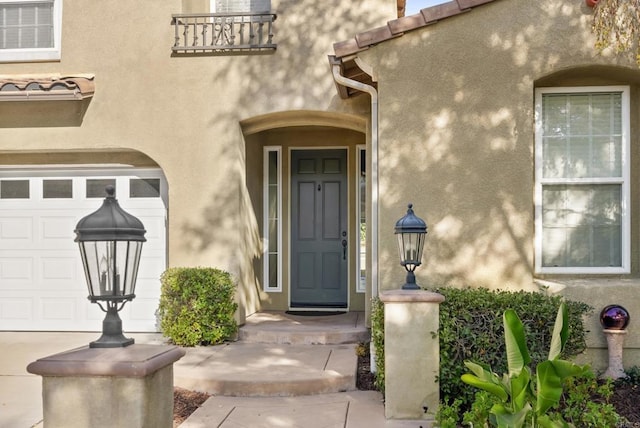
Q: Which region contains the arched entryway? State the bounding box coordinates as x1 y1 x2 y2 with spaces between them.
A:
241 111 368 312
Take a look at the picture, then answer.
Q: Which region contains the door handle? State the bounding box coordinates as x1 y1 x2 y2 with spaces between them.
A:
342 239 347 260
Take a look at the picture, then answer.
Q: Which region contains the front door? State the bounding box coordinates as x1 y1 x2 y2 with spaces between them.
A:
291 149 348 308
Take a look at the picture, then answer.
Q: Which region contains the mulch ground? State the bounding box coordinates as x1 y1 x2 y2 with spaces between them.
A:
612 382 640 426
173 387 210 427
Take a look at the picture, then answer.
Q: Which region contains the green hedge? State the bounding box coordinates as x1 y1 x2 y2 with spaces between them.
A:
371 297 385 393
157 267 238 346
369 287 592 413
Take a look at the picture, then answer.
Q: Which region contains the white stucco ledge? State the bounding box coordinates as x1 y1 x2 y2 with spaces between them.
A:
379 289 445 303
26 344 185 377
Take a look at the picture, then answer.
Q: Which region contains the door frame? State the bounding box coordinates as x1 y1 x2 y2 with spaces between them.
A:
287 146 351 311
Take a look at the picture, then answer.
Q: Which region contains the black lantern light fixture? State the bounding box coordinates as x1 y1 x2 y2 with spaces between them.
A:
394 203 427 290
74 185 146 348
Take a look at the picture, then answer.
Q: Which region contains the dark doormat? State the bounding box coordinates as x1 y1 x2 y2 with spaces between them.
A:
285 311 346 316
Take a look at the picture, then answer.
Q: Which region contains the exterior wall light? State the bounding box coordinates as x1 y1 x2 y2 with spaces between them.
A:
394 203 427 290
74 185 146 348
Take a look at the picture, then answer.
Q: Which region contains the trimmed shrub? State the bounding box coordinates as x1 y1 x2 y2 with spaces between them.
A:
157 267 238 346
371 297 385 393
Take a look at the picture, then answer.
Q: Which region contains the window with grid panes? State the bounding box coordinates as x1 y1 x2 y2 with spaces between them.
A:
535 86 630 273
0 0 60 61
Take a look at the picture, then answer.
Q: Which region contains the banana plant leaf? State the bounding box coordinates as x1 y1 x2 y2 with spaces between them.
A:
504 309 531 377
492 402 531 428
548 303 569 361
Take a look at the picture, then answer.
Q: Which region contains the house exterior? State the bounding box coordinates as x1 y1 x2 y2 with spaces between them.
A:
0 0 396 331
1 0 638 371
332 0 640 370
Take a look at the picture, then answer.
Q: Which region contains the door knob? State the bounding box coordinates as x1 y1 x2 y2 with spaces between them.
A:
342 239 347 260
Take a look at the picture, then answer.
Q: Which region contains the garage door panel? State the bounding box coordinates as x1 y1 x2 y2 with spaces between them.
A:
41 297 79 321
1 297 32 320
137 215 165 240
0 216 33 248
137 254 164 280
130 298 159 322
40 254 81 280
0 256 34 287
40 215 77 248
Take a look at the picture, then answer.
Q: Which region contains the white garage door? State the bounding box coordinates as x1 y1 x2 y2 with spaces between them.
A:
0 169 167 332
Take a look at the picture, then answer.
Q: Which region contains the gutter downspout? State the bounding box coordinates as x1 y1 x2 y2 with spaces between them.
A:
330 57 379 302
331 57 379 374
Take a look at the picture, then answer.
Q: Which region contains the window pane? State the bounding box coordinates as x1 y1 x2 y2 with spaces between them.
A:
542 92 622 179
268 254 277 288
268 151 277 184
0 180 29 198
214 0 271 12
130 178 160 198
541 184 621 267
0 2 54 49
86 179 116 198
268 219 277 252
43 179 72 198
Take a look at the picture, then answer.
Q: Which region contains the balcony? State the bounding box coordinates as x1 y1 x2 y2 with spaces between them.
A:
172 13 277 53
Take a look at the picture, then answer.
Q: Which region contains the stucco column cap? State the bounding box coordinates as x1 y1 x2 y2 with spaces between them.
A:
379 289 445 303
27 344 185 378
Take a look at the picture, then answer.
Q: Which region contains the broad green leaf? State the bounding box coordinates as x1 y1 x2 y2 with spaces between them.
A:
464 361 495 380
536 360 563 415
538 414 571 428
510 367 531 412
461 374 509 402
548 359 589 379
492 402 531 428
504 309 531 377
548 303 569 361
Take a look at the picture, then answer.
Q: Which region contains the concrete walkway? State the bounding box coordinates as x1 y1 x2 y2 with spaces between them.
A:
0 313 428 427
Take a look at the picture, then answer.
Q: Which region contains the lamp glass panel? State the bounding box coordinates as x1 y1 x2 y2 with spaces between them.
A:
78 240 142 298
396 232 425 270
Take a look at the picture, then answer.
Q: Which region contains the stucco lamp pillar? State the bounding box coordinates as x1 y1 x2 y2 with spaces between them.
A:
379 203 443 421
600 304 630 380
27 185 185 428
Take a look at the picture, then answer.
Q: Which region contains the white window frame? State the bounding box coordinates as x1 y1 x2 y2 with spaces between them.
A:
356 145 366 293
534 85 630 274
263 146 282 292
210 0 271 13
0 0 62 62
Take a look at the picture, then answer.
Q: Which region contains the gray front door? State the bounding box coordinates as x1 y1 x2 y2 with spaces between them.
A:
291 149 348 308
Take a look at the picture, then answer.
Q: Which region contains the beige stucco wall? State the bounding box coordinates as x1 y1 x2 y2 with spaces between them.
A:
355 0 640 367
0 0 397 319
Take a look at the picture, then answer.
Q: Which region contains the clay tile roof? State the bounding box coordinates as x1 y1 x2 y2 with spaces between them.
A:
0 74 95 101
332 0 499 98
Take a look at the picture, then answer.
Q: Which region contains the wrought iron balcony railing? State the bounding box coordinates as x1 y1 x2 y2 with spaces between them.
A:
172 13 277 53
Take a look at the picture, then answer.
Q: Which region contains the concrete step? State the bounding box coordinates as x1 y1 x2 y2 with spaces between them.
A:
173 342 357 397
238 311 370 345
